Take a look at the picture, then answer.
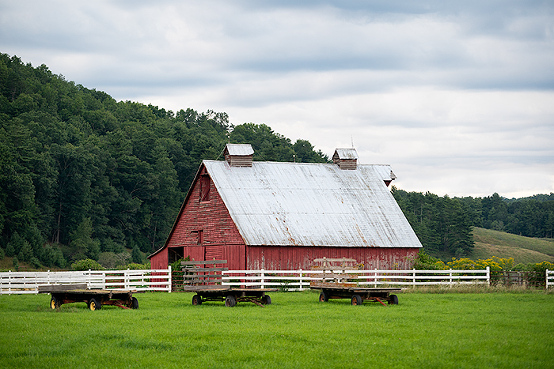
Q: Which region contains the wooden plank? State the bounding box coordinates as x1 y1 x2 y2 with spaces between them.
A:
182 285 231 292
182 267 228 272
310 273 359 279
182 260 227 265
183 273 223 278
37 283 88 293
310 281 357 289
310 284 401 293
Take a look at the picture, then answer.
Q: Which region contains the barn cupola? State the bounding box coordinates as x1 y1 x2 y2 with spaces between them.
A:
224 144 254 167
333 148 358 170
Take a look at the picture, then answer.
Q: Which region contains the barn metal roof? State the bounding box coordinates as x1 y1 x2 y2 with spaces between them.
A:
203 160 422 248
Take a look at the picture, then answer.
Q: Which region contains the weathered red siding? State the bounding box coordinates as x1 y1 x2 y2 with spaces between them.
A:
150 250 168 269
246 246 419 270
149 165 247 270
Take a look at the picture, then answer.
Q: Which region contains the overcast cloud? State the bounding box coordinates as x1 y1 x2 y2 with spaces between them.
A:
1 0 553 197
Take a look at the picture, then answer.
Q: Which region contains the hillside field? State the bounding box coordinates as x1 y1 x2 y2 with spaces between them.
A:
471 227 554 264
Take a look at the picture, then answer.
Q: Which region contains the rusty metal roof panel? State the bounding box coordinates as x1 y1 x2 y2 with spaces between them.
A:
203 160 422 248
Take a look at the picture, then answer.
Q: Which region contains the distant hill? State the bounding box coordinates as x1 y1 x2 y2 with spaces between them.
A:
471 227 554 264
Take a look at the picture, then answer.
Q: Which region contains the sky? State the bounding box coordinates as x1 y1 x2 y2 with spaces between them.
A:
1 0 553 198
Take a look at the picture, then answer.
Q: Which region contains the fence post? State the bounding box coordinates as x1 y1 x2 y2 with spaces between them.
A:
261 269 265 289
546 269 551 289
299 268 303 291
486 266 490 286
374 269 378 288
168 265 172 293
449 269 453 287
412 269 416 287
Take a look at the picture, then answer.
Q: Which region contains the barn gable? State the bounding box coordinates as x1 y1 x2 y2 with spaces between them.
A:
149 163 246 269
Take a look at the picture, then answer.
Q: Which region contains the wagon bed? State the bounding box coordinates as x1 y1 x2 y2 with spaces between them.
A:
310 282 401 306
38 284 139 311
181 260 276 307
182 285 276 307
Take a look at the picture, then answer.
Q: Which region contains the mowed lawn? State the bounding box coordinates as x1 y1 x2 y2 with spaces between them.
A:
0 291 552 368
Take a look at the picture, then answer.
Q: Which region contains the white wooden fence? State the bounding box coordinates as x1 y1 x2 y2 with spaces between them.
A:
221 267 491 291
0 267 172 295
7 267 553 293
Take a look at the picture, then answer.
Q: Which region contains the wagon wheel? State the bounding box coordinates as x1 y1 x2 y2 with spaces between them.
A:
192 295 202 306
88 298 102 311
351 295 362 306
388 294 399 305
225 294 237 307
130 297 139 309
261 295 272 305
319 291 329 302
50 296 61 309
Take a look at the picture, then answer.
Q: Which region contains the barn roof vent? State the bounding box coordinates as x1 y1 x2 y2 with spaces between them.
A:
333 148 358 170
224 144 254 167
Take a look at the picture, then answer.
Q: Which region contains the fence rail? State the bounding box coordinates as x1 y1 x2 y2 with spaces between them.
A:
221 268 491 291
547 269 553 289
0 267 172 295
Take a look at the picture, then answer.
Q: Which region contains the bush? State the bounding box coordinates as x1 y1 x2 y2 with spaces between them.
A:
413 250 447 270
117 262 151 270
527 261 554 286
71 259 104 271
170 256 190 272
446 256 515 272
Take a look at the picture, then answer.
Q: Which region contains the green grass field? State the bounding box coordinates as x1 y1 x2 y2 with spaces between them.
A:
1 290 552 368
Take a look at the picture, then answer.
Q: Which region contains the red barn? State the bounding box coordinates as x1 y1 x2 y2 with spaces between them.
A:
149 144 422 270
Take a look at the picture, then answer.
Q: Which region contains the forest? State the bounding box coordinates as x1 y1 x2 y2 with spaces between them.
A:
1 53 553 269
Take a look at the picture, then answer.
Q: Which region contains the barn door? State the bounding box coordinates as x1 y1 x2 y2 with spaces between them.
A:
204 246 225 264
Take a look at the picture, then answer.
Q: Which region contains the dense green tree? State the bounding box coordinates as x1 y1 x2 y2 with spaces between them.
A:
392 188 474 258
0 53 329 268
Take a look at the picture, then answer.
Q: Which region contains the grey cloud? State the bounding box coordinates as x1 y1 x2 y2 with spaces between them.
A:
1 0 552 197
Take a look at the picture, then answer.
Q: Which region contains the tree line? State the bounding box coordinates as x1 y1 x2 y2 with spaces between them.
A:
0 53 327 268
1 53 552 269
392 189 554 259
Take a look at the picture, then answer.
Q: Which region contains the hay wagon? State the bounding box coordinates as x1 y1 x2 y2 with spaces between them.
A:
38 284 139 311
181 260 276 307
311 282 400 306
309 257 401 306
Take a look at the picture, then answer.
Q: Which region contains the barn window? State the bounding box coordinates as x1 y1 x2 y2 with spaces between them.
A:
191 230 203 245
200 175 210 201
